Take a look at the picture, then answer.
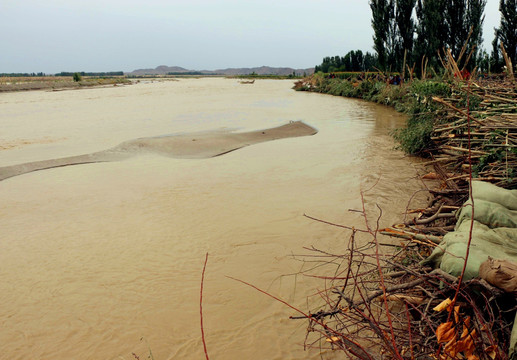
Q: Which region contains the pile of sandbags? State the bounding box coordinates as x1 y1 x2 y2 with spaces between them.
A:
424 181 517 281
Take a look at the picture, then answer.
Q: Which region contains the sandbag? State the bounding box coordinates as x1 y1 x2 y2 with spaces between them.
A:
422 181 517 358
423 220 517 280
479 257 517 294
456 199 517 229
471 181 517 211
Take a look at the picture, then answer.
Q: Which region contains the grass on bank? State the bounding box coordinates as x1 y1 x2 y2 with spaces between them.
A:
295 72 517 188
295 73 457 154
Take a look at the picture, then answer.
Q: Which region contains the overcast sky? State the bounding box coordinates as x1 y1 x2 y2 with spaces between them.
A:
0 0 503 74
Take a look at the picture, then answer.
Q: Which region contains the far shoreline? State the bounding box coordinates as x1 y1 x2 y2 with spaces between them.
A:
0 76 132 93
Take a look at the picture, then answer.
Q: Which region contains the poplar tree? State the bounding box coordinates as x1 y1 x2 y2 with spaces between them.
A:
494 0 517 69
371 0 417 72
491 32 503 72
414 0 448 70
445 0 469 59
455 0 486 66
370 0 395 70
395 0 417 66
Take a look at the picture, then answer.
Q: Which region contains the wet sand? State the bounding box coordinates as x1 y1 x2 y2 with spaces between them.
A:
0 121 317 181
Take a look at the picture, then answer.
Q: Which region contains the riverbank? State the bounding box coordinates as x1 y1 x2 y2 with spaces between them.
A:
295 73 517 189
292 73 517 359
0 76 131 92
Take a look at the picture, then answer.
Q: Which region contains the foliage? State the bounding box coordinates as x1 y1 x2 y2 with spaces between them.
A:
57 71 124 77
491 31 505 72
473 148 506 176
395 0 417 68
0 72 47 77
370 0 395 70
300 75 458 154
370 0 417 72
444 0 487 65
414 0 448 72
413 0 486 74
392 112 434 154
236 74 302 80
411 80 451 98
73 72 82 82
494 0 517 70
314 50 378 73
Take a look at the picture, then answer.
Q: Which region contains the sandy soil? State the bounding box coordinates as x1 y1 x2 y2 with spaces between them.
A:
0 121 317 181
0 77 130 92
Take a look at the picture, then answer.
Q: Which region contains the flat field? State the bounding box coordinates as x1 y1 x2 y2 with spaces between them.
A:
0 76 130 92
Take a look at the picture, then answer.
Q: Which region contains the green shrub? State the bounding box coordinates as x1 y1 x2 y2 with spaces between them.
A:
392 113 434 154
411 80 451 98
298 75 457 155
73 72 82 82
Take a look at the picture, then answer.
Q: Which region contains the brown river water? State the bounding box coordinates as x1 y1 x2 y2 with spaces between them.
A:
0 78 424 359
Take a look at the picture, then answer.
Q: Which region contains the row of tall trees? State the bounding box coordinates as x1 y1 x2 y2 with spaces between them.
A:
371 0 487 72
314 0 517 75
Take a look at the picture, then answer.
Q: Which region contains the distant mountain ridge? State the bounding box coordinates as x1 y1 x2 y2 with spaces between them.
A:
127 65 314 76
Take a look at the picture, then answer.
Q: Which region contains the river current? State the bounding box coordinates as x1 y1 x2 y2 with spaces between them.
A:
0 78 423 359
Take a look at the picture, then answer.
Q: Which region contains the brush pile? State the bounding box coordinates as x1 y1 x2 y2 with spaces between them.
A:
426 78 517 190
294 205 515 360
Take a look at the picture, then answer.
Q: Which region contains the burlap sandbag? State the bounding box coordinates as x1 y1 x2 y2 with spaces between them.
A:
479 257 517 294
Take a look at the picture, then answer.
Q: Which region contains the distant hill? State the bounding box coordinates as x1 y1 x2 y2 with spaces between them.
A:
127 65 314 76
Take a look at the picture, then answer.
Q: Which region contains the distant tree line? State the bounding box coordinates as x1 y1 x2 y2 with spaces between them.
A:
167 71 208 75
0 72 47 77
314 50 378 73
315 0 517 75
55 71 124 77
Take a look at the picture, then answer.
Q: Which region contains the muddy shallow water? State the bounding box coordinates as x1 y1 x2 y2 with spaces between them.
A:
0 78 423 359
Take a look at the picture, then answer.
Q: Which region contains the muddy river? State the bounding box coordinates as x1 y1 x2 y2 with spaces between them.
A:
0 78 423 359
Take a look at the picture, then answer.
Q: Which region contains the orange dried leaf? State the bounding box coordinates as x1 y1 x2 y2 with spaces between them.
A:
325 336 341 343
422 172 440 179
444 338 459 357
485 345 497 359
454 305 461 323
436 322 456 343
463 316 471 329
455 334 475 354
433 298 452 312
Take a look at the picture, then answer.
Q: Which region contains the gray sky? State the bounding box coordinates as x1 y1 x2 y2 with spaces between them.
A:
0 0 503 74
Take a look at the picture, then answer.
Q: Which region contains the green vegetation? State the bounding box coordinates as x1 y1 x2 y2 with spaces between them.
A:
234 73 304 80
370 0 486 73
294 74 452 154
314 51 377 73
296 71 516 188
73 72 82 82
309 1 517 157
316 0 517 76
492 0 517 72
0 72 47 77
167 71 208 75
56 71 124 77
